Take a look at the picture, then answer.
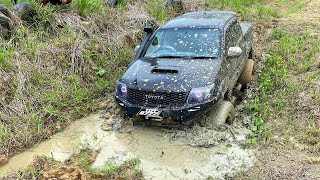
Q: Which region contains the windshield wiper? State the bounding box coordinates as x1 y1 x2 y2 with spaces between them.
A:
188 56 217 59
148 55 217 59
151 55 187 58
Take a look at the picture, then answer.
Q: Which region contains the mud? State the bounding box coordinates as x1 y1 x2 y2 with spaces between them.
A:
0 108 255 179
0 156 7 167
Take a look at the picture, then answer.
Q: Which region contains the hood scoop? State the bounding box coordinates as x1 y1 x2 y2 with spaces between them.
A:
151 68 178 74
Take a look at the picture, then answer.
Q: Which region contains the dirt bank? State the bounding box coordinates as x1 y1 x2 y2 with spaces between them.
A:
236 0 320 179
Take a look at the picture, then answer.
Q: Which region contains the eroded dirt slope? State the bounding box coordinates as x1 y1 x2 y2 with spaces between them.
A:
240 0 320 179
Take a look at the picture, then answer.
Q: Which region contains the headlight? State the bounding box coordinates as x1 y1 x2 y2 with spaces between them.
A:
187 84 215 104
116 82 128 98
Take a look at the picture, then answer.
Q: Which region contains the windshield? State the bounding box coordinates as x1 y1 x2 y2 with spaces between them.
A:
144 28 221 58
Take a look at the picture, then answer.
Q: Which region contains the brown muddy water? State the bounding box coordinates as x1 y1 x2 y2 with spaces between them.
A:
0 111 255 179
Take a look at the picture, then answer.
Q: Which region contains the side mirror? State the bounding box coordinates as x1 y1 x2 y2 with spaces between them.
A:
227 47 242 57
135 45 141 53
144 26 154 33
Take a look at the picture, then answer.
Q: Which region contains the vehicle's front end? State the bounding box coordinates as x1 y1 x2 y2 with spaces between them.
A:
115 74 225 122
114 18 225 123
115 78 221 123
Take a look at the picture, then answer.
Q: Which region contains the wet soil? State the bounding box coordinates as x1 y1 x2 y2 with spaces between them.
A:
0 107 255 179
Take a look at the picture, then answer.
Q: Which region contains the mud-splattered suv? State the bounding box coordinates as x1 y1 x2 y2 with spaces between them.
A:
115 11 254 126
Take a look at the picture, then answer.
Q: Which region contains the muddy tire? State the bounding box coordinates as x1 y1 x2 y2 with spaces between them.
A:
207 100 235 126
14 2 37 23
238 59 255 87
0 5 16 23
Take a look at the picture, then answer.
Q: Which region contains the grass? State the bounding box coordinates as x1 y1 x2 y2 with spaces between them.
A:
205 0 264 10
232 1 320 178
0 0 136 157
75 0 106 16
248 10 320 151
144 0 175 23
256 6 280 20
2 149 143 179
92 158 143 178
204 0 271 20
287 2 305 14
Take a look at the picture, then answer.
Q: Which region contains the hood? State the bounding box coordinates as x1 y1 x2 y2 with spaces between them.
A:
120 57 221 92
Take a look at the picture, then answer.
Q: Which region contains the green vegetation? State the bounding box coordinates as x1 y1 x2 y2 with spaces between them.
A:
0 0 136 156
205 0 264 11
248 3 320 153
287 2 305 14
204 0 279 20
3 149 143 179
145 0 171 22
92 158 143 178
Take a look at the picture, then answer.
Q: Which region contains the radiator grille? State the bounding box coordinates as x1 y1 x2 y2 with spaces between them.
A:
128 88 188 107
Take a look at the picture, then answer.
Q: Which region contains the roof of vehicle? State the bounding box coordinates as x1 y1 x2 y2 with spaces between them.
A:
160 11 236 29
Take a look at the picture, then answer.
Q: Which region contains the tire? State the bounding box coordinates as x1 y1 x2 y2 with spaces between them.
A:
0 5 16 23
14 2 37 23
0 12 12 39
207 100 235 126
238 59 255 87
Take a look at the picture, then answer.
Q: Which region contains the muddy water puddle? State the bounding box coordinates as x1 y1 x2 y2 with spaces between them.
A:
0 112 254 179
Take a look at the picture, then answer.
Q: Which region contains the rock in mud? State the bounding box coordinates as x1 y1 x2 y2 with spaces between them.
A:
101 112 134 133
0 155 8 166
101 113 123 131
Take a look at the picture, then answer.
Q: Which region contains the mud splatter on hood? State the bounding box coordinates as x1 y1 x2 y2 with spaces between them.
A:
120 57 221 92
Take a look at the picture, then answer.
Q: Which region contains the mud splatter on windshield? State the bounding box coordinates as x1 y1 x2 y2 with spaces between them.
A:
144 28 221 58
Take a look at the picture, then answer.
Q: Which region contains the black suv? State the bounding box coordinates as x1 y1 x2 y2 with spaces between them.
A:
115 11 254 125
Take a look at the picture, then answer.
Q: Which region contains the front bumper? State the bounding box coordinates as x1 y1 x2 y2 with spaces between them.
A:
114 94 215 122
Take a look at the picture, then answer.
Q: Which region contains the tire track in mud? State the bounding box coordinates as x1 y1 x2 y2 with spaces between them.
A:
91 93 257 179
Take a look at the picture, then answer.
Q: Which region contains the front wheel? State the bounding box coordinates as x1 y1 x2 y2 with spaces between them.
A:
0 5 16 23
207 100 235 127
